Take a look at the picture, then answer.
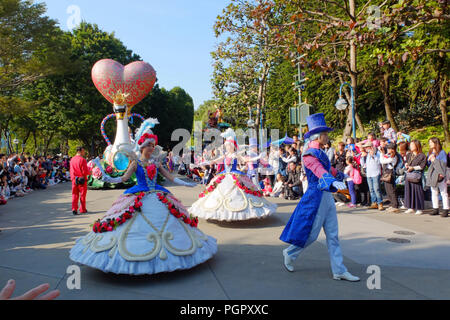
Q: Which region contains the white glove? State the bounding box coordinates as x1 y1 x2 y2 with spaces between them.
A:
92 157 103 171
174 178 196 187
332 181 347 190
102 175 122 184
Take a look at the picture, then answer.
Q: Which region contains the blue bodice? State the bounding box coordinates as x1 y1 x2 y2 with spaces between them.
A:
218 157 245 175
124 160 169 195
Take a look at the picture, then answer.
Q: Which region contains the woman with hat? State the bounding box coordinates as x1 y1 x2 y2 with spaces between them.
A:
188 128 277 221
280 113 360 282
70 119 217 275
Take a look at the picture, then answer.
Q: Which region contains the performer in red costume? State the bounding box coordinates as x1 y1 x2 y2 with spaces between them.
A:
70 146 90 215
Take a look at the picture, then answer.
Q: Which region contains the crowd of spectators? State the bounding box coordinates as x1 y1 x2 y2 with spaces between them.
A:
329 121 449 217
0 153 71 205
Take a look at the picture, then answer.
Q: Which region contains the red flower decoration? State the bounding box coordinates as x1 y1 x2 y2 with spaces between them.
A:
154 192 199 228
138 133 158 146
147 164 157 180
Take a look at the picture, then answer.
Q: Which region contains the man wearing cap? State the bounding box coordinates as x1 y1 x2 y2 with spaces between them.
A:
280 113 360 282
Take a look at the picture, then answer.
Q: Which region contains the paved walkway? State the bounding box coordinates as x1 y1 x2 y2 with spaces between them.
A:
0 180 449 300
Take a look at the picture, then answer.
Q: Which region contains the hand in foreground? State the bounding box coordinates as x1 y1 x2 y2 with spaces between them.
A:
0 279 60 300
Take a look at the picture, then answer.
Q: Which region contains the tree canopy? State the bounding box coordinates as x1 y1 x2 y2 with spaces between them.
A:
1 2 195 156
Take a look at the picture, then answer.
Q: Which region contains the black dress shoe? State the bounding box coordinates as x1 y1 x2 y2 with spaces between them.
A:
73 211 79 215
430 209 439 216
441 209 449 218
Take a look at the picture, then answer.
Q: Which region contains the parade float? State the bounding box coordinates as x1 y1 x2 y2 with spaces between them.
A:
86 58 165 189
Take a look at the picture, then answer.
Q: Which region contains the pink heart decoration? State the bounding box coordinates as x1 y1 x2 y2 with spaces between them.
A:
91 59 157 106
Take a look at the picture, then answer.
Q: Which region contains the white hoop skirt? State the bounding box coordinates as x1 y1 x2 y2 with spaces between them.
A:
70 191 217 275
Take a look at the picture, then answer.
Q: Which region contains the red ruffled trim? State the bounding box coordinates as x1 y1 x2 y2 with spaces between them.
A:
92 192 145 233
157 192 199 228
232 174 263 197
199 174 226 198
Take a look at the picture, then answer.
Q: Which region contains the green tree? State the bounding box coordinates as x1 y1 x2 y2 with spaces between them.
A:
194 100 218 124
29 22 142 156
212 0 283 136
132 85 194 150
0 0 72 143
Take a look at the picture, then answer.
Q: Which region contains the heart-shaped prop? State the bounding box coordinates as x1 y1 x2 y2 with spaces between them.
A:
91 59 157 107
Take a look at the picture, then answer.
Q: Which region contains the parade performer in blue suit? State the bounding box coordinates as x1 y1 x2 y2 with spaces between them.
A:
280 113 360 282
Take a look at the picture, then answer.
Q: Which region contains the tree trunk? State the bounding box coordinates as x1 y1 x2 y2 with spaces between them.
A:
44 132 54 156
439 77 449 146
22 130 31 153
341 81 366 141
437 51 450 146
342 0 366 141
33 131 37 155
91 136 95 157
380 71 399 132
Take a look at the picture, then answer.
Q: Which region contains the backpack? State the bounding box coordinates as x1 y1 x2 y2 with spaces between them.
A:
352 166 362 185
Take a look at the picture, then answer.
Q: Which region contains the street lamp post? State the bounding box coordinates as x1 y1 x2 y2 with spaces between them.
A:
335 82 356 140
292 53 308 139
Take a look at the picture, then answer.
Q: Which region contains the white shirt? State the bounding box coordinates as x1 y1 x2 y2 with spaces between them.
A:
361 152 381 178
380 153 398 170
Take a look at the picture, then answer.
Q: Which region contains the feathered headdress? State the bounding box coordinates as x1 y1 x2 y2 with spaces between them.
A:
135 117 159 143
221 128 238 149
138 133 158 148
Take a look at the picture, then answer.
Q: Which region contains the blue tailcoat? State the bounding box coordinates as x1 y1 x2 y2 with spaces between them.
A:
280 147 344 247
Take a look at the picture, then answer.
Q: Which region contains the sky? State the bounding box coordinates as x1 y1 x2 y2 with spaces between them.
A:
39 0 229 110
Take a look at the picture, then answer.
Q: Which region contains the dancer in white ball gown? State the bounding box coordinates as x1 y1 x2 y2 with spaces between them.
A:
70 126 217 275
188 128 277 221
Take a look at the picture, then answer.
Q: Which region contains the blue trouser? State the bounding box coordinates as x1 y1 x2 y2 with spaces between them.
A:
367 175 383 204
284 192 348 275
347 181 356 205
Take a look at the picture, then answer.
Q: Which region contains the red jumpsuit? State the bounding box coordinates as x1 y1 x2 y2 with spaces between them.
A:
70 155 90 213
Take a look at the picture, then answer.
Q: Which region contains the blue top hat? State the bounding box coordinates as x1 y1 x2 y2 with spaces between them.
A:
249 137 258 147
304 113 334 140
